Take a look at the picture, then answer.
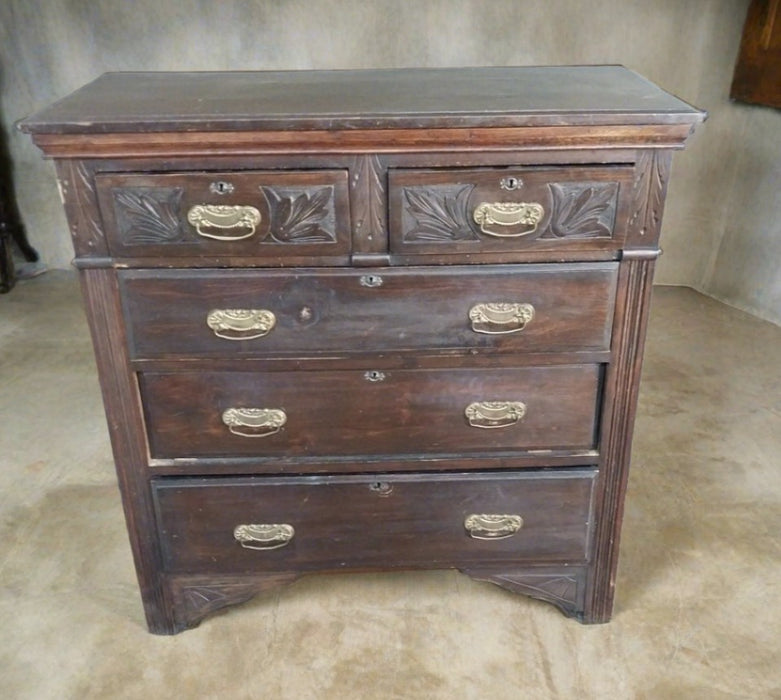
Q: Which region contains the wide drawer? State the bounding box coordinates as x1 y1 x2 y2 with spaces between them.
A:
140 365 600 459
95 170 350 259
120 263 617 359
152 470 598 573
389 166 633 256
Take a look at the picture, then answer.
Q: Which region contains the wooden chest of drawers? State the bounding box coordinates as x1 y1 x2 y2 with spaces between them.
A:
21 67 703 634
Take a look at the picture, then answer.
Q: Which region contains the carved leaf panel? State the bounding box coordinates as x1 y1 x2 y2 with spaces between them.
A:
113 187 184 244
402 185 479 242
545 181 619 239
262 186 336 244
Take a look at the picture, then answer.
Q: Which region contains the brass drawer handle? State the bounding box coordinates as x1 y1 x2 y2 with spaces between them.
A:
222 408 287 438
234 523 295 550
465 514 523 540
465 401 526 429
207 309 276 340
473 201 544 237
187 204 261 241
469 302 535 335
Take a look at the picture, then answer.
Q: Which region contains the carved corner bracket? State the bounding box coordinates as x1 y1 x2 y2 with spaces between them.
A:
168 573 299 633
460 567 586 619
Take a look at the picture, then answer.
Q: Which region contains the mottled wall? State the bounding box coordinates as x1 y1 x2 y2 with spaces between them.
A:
2 0 779 323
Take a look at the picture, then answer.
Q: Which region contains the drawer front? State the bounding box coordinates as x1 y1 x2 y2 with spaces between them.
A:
140 365 600 459
96 170 350 258
389 166 633 256
121 263 617 359
153 470 597 572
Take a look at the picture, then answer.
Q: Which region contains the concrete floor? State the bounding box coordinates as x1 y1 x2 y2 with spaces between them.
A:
1 272 780 699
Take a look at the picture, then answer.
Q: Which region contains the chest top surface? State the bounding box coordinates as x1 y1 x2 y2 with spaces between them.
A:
19 65 704 134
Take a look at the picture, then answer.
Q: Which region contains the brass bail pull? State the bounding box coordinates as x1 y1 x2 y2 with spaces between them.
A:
207 309 276 341
222 408 287 438
187 204 261 241
465 401 526 429
465 514 523 540
473 201 544 237
234 524 295 550
469 303 535 335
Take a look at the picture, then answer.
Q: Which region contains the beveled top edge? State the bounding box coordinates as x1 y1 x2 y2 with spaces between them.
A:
18 66 706 135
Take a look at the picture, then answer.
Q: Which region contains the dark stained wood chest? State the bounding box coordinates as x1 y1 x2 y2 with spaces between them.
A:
20 66 704 634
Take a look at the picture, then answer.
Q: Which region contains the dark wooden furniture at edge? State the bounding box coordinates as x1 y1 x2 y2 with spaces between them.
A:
1 130 39 292
20 67 704 634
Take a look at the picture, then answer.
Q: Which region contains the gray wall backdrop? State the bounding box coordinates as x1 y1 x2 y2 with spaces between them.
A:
2 0 780 324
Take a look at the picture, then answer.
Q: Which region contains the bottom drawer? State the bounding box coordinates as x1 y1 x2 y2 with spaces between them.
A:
153 470 597 573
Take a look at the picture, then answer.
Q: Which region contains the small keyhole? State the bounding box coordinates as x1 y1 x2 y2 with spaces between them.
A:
364 370 386 382
210 180 235 195
369 481 393 495
360 275 383 288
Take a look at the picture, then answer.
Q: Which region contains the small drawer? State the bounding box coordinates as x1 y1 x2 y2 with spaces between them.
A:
152 469 598 573
389 166 633 257
120 263 617 359
140 365 600 459
96 170 351 259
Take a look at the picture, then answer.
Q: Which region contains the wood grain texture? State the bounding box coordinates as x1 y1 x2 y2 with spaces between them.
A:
584 257 656 623
79 268 173 633
579 146 675 624
152 471 597 573
67 147 641 176
139 365 601 459
18 67 705 135
119 264 618 360
144 451 603 477
29 124 697 159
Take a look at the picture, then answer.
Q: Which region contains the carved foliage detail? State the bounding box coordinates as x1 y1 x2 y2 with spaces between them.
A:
497 574 578 609
629 150 671 239
181 584 257 617
462 569 582 617
170 575 299 631
402 180 619 243
402 185 478 242
351 155 385 240
545 181 619 239
113 187 184 244
74 162 105 250
262 186 336 244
